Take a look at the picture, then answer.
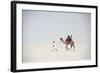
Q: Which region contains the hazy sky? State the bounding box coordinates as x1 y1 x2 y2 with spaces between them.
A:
22 10 91 44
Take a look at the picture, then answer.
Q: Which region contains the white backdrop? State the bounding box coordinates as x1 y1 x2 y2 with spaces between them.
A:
0 0 99 73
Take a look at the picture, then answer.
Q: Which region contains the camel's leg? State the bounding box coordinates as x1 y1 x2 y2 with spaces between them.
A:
69 44 72 51
66 45 69 51
71 44 75 51
73 43 75 51
70 43 75 51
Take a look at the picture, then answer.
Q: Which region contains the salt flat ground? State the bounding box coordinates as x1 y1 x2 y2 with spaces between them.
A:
23 40 91 63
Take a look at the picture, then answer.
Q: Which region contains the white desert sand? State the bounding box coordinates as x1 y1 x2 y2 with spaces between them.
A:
23 39 91 63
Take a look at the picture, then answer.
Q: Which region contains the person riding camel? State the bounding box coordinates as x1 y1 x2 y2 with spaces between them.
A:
66 35 73 43
59 35 75 50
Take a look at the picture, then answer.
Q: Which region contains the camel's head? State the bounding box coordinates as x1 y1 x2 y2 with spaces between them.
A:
59 38 63 41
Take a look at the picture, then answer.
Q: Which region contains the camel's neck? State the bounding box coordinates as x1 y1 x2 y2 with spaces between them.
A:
60 38 65 44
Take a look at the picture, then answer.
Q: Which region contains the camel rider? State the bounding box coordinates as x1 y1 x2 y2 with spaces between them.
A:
66 35 72 43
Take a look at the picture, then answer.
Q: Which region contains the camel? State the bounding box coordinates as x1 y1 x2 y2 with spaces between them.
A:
59 38 75 51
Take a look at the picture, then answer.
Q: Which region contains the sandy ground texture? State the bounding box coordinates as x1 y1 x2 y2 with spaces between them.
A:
22 39 91 63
